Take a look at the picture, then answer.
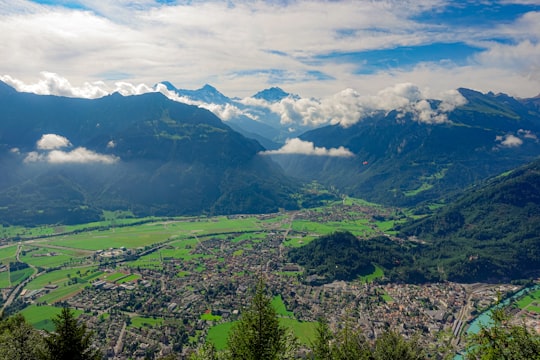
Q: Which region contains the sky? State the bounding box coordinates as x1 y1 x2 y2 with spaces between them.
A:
0 0 539 100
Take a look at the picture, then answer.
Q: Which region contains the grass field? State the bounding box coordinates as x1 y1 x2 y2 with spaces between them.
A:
272 295 294 317
20 247 83 269
117 274 141 284
38 283 86 303
0 245 17 264
381 291 394 303
207 318 316 350
130 316 164 329
200 312 222 321
20 305 82 331
283 236 317 248
10 267 35 285
0 271 10 288
207 321 236 350
516 288 540 314
279 318 317 345
26 267 97 290
358 265 385 283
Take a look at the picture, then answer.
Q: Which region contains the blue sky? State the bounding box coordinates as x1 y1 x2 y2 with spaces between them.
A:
0 0 539 98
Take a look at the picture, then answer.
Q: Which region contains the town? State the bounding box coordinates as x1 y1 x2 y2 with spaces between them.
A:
1 202 539 359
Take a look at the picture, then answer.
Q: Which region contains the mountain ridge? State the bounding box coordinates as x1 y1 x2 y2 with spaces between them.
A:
0 85 299 225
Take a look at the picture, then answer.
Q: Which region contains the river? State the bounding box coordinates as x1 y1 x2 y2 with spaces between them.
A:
454 283 540 359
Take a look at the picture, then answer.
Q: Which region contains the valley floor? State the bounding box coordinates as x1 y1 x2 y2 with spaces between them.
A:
0 203 538 359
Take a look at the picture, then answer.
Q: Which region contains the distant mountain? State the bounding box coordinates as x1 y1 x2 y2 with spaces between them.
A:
0 82 299 226
271 88 540 206
175 84 231 105
156 82 308 143
252 87 297 102
397 157 540 282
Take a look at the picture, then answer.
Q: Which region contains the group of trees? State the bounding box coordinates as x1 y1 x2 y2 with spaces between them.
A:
1 282 539 359
0 307 101 360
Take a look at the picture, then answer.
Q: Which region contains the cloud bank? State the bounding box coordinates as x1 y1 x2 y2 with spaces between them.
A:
260 83 467 127
25 134 119 164
0 1 539 99
260 138 354 157
2 73 469 129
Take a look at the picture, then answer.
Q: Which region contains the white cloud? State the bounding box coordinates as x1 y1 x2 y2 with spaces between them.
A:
25 133 119 164
47 147 119 164
258 83 468 127
36 133 72 150
518 129 538 140
0 72 110 98
0 1 538 99
24 151 44 163
496 134 523 148
260 138 354 157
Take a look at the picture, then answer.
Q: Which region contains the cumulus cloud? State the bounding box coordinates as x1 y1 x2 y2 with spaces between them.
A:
0 72 110 99
46 148 119 164
36 133 72 150
0 72 165 99
260 138 354 157
253 83 468 127
518 129 538 140
495 134 523 148
24 134 118 164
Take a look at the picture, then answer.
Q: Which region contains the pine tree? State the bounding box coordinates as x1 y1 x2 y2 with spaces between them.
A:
227 280 288 360
311 318 333 360
0 313 44 360
372 330 424 360
330 319 371 360
42 306 101 360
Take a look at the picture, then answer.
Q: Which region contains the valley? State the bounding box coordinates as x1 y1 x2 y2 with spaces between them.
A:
0 199 537 359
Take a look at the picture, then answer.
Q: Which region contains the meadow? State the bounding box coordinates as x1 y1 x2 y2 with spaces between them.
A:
20 305 83 331
516 288 540 314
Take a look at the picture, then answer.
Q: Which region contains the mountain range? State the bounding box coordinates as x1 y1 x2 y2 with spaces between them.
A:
1 80 540 229
0 81 298 225
271 88 540 206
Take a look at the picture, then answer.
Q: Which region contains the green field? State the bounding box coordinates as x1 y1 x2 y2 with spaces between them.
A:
38 283 86 303
10 267 34 285
381 291 394 303
272 295 294 317
20 305 82 331
25 267 96 290
207 321 236 350
200 312 222 321
207 318 316 350
0 245 17 264
283 236 317 248
0 271 10 288
130 316 164 329
117 274 141 284
516 288 540 314
358 265 385 283
279 318 317 345
20 247 84 268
